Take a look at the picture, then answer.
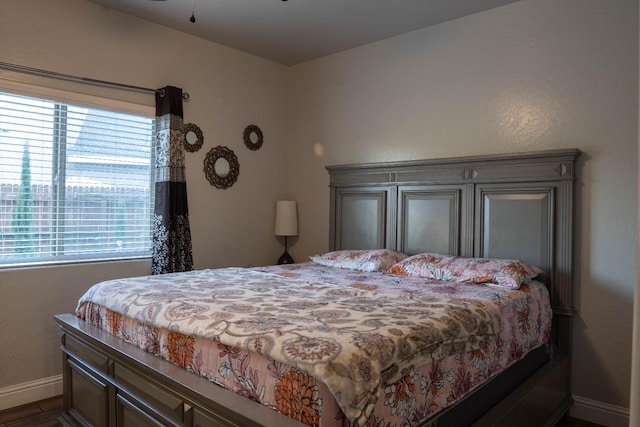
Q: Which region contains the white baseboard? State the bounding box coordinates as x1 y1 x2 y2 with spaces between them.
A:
570 395 630 427
0 375 63 411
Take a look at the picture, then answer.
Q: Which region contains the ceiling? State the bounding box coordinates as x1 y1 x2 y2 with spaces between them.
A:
87 0 523 66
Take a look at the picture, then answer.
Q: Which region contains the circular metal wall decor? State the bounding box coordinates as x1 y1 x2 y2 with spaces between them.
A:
203 146 239 189
184 123 204 152
243 124 263 151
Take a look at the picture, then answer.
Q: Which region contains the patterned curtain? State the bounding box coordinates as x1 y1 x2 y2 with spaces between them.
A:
152 86 193 274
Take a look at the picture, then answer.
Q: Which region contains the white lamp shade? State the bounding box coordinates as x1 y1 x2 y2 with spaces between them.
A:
274 200 298 236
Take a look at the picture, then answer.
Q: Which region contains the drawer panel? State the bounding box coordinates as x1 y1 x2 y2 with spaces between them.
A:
114 362 184 423
192 407 243 427
65 334 110 374
116 393 168 427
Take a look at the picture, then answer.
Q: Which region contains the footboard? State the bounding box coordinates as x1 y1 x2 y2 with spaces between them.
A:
55 313 305 427
56 313 569 427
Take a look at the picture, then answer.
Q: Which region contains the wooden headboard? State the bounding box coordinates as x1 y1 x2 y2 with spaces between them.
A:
326 149 580 318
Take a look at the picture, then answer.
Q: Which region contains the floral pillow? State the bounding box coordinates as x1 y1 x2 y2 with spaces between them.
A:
310 249 408 272
387 253 543 289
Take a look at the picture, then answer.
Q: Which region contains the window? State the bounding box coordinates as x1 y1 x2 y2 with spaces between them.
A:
0 87 154 267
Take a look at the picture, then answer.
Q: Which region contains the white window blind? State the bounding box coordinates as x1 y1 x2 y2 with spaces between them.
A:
0 89 154 267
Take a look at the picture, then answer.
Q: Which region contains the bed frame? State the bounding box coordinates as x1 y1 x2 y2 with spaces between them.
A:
55 148 580 427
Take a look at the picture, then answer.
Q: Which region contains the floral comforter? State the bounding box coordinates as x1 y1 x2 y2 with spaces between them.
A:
76 263 552 426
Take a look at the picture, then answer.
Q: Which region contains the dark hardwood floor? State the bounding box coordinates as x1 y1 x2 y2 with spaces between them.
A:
0 396 62 427
554 416 606 427
0 396 606 427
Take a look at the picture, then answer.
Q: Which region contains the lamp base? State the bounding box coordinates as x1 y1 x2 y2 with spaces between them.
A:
277 250 294 265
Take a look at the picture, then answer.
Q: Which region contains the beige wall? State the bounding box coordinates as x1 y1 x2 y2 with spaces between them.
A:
632 1 640 425
288 0 637 414
0 0 290 390
0 0 637 420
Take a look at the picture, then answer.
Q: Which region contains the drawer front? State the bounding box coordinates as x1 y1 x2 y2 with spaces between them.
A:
192 407 244 427
116 393 172 427
65 333 110 374
114 362 184 423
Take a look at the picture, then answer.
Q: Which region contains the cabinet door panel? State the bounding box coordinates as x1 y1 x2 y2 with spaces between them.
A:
398 185 468 256
333 187 393 250
67 358 110 427
475 184 554 272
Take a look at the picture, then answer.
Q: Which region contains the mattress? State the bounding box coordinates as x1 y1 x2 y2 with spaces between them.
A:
76 262 552 427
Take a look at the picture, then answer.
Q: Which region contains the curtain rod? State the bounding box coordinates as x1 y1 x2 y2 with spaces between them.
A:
0 61 190 100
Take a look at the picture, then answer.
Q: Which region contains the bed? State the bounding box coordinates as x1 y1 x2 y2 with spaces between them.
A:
55 148 580 427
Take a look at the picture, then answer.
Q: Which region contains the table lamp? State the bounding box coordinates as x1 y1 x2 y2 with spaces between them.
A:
274 200 298 264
